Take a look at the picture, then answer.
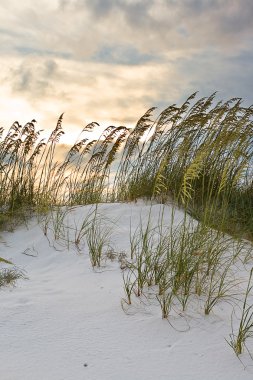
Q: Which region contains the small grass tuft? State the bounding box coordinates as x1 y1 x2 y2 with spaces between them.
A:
0 267 25 288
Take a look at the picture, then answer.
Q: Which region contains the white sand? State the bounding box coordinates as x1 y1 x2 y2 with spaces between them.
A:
1 202 253 380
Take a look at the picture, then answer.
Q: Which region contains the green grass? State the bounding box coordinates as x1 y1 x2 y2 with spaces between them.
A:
228 268 253 356
122 209 244 317
1 93 253 239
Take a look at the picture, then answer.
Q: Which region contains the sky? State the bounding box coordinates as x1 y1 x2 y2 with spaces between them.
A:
0 0 253 143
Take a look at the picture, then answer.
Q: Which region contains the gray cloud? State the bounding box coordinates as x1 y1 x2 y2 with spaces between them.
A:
1 0 253 63
80 0 253 41
173 47 253 106
11 59 58 96
93 45 155 65
220 0 253 34
83 0 115 17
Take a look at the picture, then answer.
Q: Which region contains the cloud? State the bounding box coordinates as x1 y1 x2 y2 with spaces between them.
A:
10 58 58 96
72 0 253 54
1 0 253 62
0 0 253 142
173 47 253 106
93 45 154 65
0 54 179 138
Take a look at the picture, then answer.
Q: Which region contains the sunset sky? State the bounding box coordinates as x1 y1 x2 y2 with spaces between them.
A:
0 0 253 142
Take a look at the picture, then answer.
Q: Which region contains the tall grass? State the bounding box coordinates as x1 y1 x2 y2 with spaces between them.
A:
0 93 252 240
0 117 128 225
113 93 253 240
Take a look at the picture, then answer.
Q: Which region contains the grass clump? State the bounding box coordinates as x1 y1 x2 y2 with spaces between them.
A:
228 268 253 356
121 207 246 319
0 265 25 288
86 208 112 268
0 256 25 289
